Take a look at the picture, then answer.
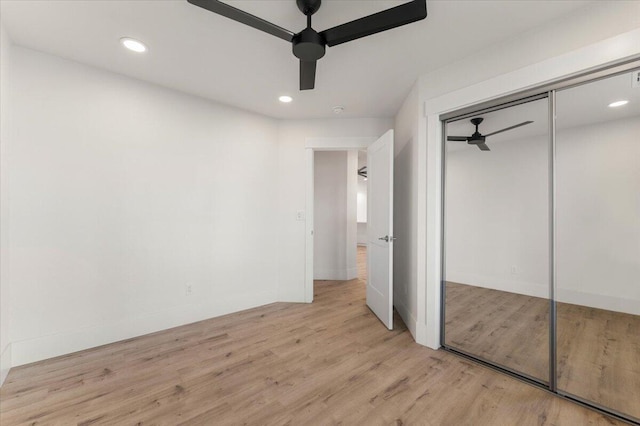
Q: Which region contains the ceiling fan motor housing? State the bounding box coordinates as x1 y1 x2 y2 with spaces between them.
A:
469 135 486 144
471 117 484 127
293 28 326 61
469 117 485 144
296 0 322 16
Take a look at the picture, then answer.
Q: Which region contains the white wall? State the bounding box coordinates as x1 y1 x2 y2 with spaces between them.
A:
1 43 393 369
356 153 367 246
346 150 358 278
392 84 420 338
7 47 281 366
313 151 358 280
356 223 367 246
356 179 367 222
0 21 14 385
277 118 393 302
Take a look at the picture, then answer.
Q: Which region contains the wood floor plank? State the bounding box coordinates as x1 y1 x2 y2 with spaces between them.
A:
0 248 626 425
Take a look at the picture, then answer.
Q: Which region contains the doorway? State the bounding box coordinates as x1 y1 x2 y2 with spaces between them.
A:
304 131 395 329
312 150 368 304
313 149 359 280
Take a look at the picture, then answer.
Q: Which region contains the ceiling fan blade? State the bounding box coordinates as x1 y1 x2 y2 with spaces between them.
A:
477 143 490 151
300 60 317 90
484 121 534 137
447 136 468 142
319 0 427 47
187 0 295 42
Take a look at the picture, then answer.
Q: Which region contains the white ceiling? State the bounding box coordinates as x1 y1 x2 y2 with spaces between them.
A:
1 0 596 119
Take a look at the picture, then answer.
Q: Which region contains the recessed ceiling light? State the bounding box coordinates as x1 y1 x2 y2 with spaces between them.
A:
120 37 147 53
608 100 629 108
333 106 345 114
279 95 293 103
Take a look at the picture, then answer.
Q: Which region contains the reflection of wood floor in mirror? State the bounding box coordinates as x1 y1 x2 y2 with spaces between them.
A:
445 282 640 421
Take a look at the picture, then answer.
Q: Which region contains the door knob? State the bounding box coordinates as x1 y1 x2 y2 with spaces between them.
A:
378 235 397 242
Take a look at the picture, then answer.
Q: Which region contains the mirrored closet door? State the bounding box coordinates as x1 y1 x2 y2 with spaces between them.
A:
442 65 640 424
443 97 550 384
555 70 640 421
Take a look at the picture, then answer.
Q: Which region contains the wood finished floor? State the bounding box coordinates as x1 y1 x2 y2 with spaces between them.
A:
445 282 640 421
0 251 624 425
444 282 550 381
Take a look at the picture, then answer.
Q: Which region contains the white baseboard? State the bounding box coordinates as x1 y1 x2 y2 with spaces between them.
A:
393 297 417 340
557 288 639 316
447 271 548 299
11 290 277 367
314 267 358 281
447 272 640 315
0 343 11 387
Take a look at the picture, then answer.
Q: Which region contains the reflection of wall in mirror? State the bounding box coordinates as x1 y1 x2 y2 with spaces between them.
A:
357 176 367 245
445 116 640 315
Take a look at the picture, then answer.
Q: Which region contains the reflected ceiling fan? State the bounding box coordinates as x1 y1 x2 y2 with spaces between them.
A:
187 0 427 90
447 117 534 151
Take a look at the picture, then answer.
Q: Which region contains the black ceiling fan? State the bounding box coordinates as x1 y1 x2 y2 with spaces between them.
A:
187 0 427 90
447 117 534 151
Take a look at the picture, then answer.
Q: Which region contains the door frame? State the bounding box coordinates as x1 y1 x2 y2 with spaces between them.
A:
304 137 378 303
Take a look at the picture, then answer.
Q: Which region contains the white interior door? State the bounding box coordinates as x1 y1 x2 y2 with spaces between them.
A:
367 129 394 330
